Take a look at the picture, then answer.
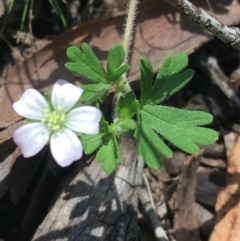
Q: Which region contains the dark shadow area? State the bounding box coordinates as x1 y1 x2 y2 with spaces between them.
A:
0 145 48 241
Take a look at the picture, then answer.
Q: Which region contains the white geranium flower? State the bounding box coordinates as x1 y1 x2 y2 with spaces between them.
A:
13 79 102 167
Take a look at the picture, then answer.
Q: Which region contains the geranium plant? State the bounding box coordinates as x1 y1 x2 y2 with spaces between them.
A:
12 0 218 174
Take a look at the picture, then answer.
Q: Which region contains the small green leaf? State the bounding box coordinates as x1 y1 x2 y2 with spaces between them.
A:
147 53 194 105
65 43 108 83
140 57 153 104
107 45 131 82
96 136 120 174
117 91 138 119
141 105 218 154
81 134 103 155
111 119 136 137
80 83 111 104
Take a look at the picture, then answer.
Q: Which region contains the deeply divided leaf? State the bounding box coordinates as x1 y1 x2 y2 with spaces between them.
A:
117 91 138 119
141 105 218 154
65 43 108 83
146 53 194 105
96 136 120 174
107 45 130 82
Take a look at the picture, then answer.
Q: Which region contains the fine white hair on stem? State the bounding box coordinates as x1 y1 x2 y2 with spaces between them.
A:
113 0 138 122
123 0 139 66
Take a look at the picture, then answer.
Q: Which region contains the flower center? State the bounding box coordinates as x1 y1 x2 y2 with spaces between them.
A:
41 106 66 131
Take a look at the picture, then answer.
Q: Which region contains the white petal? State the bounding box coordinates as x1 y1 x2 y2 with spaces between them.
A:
51 79 83 113
13 123 50 157
13 89 49 120
66 106 101 134
50 128 83 167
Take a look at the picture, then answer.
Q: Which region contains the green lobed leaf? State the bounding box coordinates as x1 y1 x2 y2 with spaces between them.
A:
96 136 120 174
107 45 131 82
80 83 111 105
147 54 194 105
140 57 153 104
81 134 103 155
117 91 138 119
141 105 218 154
135 122 170 169
157 54 188 77
65 43 108 83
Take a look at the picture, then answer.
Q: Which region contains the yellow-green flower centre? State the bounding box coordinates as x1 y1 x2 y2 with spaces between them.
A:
41 106 66 131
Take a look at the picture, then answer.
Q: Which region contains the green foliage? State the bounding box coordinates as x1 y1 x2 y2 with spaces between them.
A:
117 119 136 136
96 135 120 174
107 45 131 82
80 133 103 155
65 44 108 83
140 54 194 105
65 45 217 174
109 119 136 137
117 91 138 119
80 118 121 174
136 53 218 169
139 105 218 155
135 118 172 169
139 57 153 105
66 43 130 104
80 83 111 105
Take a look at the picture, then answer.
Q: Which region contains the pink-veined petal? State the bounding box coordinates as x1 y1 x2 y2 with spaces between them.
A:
66 106 101 134
51 79 83 113
50 128 83 167
13 123 50 158
13 89 49 120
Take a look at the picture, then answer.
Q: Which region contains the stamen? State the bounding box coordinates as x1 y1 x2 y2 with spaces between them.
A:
43 107 66 132
52 125 60 131
57 106 63 111
60 114 65 120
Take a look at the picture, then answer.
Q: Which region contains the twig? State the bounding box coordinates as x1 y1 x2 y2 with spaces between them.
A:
199 54 240 109
163 0 240 51
139 188 169 241
143 172 155 209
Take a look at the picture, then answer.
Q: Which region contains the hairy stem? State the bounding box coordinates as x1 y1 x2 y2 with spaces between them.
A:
164 0 240 51
123 0 138 65
113 0 139 121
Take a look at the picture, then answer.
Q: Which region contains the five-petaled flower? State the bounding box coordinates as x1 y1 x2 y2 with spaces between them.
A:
13 79 101 167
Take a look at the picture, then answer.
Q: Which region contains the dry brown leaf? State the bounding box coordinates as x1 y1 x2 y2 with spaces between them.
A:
209 136 240 241
0 0 240 142
174 152 202 241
